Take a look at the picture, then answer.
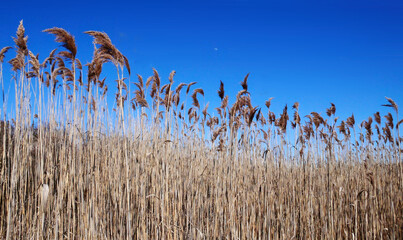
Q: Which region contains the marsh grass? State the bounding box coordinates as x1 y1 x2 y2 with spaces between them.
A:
0 21 402 239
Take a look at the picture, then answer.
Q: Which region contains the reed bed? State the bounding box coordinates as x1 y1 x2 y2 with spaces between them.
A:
0 21 402 239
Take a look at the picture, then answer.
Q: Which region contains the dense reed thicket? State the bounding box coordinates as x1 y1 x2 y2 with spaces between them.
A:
0 21 402 239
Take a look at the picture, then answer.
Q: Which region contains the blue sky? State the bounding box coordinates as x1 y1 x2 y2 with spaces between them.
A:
0 0 402 124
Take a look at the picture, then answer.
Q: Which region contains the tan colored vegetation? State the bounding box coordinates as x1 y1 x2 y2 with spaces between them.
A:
0 21 402 239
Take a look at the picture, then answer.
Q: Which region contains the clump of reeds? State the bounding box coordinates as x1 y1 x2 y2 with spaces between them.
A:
0 21 402 239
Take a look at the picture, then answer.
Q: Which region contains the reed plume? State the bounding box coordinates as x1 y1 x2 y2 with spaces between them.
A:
13 20 28 56
218 80 225 100
383 96 398 114
0 47 12 63
43 27 77 60
85 31 130 75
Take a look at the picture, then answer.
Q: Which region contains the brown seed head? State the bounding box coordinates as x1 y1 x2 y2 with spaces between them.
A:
0 47 12 63
218 80 225 100
43 27 77 60
382 97 398 114
13 20 28 56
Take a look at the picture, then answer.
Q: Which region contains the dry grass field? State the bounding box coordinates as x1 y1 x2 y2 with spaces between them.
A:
0 21 402 239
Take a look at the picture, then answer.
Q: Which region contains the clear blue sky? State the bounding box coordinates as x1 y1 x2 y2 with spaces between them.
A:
0 0 402 124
